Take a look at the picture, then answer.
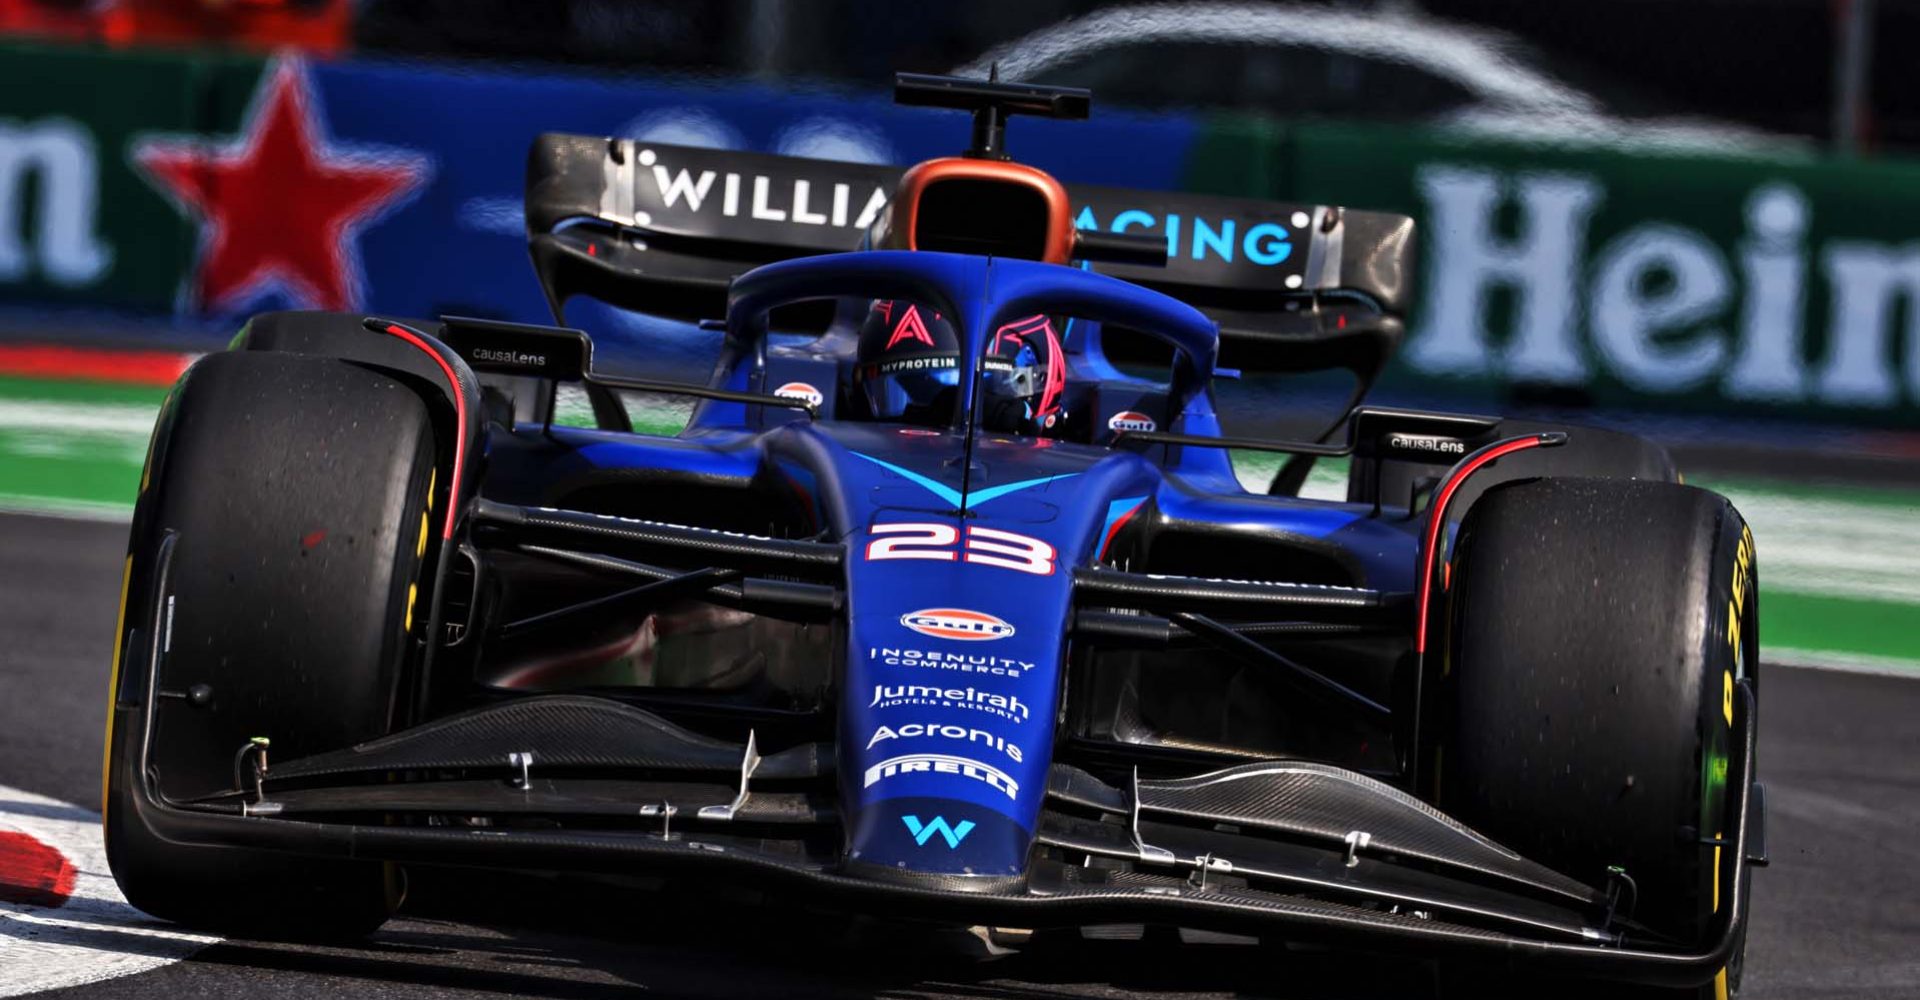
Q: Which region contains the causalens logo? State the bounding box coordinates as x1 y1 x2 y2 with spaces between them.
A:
901 814 975 849
1385 432 1465 455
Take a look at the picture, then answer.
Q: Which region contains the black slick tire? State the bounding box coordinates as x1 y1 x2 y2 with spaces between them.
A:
104 349 439 939
1432 477 1757 999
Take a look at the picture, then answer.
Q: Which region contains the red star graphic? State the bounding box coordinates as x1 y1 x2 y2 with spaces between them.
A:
133 61 428 313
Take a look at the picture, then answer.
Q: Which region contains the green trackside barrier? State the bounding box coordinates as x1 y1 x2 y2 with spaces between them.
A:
1183 113 1292 200
0 43 268 310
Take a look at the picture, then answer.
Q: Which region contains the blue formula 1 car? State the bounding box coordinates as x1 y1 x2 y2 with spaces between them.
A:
104 75 1764 997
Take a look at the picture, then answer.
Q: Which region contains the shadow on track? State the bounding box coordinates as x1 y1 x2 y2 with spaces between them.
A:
170 868 1446 999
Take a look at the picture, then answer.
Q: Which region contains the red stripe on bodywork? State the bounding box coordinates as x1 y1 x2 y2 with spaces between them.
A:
1413 435 1553 654
0 345 195 386
380 324 467 540
1098 500 1146 561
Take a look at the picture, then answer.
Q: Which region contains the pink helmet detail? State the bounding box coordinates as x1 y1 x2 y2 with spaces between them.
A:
991 314 1066 422
885 304 937 350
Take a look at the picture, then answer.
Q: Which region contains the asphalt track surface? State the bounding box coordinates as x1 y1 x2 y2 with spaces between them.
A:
3 510 1915 999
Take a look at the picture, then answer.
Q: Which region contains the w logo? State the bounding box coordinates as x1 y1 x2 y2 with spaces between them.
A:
901 814 975 849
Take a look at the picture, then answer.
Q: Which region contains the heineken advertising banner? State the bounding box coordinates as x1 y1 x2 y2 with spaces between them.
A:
1 43 1917 424
1280 124 1920 425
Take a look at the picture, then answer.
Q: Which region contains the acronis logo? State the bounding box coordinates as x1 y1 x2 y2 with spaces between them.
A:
901 814 976 849
1073 207 1293 266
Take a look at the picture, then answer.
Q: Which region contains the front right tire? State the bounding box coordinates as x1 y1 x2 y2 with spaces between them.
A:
1431 477 1757 998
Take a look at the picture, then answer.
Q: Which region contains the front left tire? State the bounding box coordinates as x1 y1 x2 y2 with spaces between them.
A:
104 348 439 939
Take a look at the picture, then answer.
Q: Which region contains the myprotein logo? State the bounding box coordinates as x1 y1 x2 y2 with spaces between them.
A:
868 722 1023 763
900 608 1014 642
773 381 823 407
901 814 974 849
1107 411 1157 433
863 753 1019 800
861 355 956 379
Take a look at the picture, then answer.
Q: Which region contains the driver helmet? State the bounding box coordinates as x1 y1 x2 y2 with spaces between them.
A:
854 299 960 425
980 313 1067 435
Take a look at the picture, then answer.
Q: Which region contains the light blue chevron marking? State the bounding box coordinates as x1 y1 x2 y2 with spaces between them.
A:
853 452 1076 510
965 473 1079 506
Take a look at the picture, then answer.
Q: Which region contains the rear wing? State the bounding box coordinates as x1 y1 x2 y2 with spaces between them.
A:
525 134 1415 378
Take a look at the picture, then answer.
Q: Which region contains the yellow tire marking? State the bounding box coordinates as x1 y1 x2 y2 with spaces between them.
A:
416 510 429 560
1727 523 1754 665
1712 831 1726 998
1712 840 1722 911
1710 526 1747 999
405 582 418 632
100 554 133 817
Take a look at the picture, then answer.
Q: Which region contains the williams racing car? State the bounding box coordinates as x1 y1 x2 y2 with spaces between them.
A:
104 74 1764 996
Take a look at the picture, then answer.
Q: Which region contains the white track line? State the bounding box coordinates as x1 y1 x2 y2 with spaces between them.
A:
0 785 216 995
0 400 160 437
1717 491 1920 604
1767 649 1920 679
0 495 133 523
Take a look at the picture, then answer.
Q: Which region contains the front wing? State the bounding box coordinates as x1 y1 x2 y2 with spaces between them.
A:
118 667 1761 989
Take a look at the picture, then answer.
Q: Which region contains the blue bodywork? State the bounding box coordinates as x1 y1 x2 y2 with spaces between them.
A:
495 251 1421 884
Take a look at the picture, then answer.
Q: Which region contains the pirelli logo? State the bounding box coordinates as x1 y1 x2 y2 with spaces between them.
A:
862 753 1019 800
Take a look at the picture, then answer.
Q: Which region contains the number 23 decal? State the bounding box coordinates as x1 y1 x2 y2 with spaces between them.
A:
865 523 1057 576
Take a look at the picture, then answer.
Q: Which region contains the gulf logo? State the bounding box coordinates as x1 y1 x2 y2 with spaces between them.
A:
900 608 1016 642
1107 411 1157 433
774 382 824 407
